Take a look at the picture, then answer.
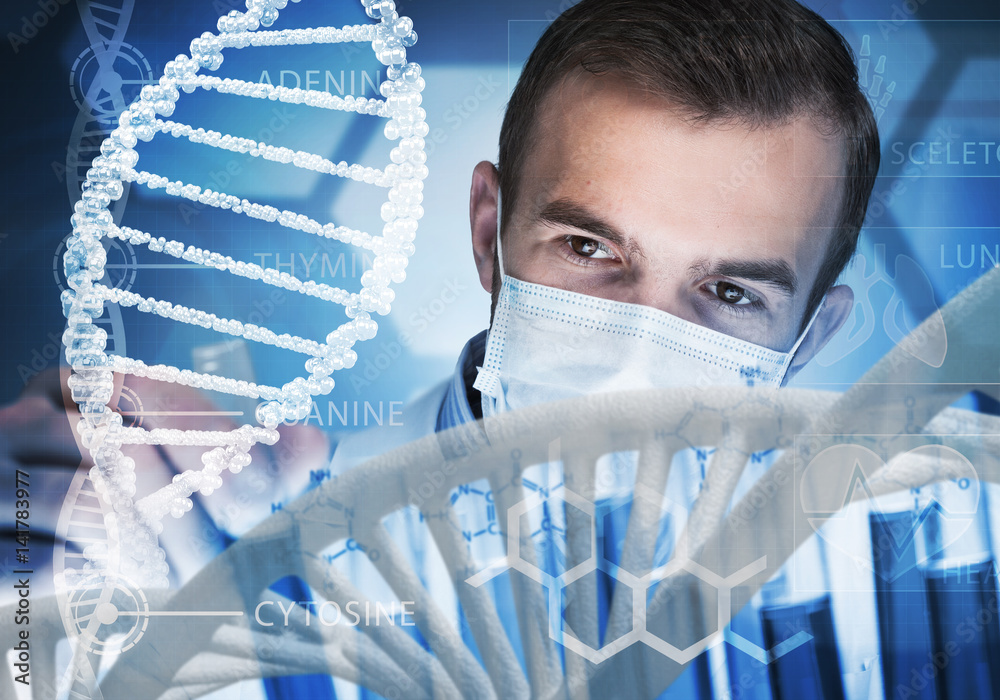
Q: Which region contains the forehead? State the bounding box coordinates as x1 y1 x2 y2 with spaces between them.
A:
518 72 847 265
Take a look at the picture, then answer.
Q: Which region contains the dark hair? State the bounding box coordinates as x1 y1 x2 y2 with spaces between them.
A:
497 0 880 329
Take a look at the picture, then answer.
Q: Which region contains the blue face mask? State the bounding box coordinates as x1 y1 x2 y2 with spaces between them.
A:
473 193 822 418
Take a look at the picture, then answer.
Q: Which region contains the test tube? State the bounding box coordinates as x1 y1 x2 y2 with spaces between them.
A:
597 453 715 700
725 584 774 700
870 488 936 700
722 452 777 700
758 537 845 700
723 452 844 700
922 560 1000 699
917 468 999 700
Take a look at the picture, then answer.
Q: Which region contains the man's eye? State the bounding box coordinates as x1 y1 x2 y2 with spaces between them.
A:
711 281 758 305
569 235 613 259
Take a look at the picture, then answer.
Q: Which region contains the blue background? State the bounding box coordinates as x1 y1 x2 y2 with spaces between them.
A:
1 0 998 422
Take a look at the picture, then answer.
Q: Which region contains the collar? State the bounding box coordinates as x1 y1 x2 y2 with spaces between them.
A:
436 330 488 432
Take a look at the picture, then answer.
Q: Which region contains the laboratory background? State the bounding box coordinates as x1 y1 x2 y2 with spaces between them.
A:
1 0 999 699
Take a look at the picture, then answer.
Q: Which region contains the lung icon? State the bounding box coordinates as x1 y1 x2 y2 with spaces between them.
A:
817 244 947 368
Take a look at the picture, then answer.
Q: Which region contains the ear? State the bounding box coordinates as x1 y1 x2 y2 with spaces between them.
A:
470 160 500 293
784 284 854 380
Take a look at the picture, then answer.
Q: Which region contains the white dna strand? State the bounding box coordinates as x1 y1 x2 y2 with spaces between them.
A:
57 0 143 365
7 265 996 696
58 0 425 611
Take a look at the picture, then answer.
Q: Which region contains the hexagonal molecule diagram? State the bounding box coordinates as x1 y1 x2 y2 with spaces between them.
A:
464 454 771 666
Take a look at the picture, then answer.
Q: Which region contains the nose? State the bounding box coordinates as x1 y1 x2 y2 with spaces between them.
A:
624 275 699 326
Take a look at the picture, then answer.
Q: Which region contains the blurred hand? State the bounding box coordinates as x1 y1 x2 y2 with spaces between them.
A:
121 374 331 540
1 369 87 546
0 368 330 588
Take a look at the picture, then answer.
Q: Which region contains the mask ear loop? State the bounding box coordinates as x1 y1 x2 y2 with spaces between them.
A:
474 187 507 409
779 295 826 382
495 189 506 279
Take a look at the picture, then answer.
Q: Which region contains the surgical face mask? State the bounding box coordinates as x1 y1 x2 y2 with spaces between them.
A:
473 194 823 418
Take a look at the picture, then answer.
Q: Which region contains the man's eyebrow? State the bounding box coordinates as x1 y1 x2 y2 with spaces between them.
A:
691 258 798 296
537 199 644 259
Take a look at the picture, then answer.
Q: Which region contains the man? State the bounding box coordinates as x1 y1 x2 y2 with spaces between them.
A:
329 0 880 698
337 0 878 457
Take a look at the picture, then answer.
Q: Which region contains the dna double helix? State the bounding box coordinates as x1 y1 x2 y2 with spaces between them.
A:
53 1 426 693
5 4 995 698
12 265 991 699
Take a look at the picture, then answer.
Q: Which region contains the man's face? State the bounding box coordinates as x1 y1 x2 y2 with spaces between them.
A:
471 72 853 369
